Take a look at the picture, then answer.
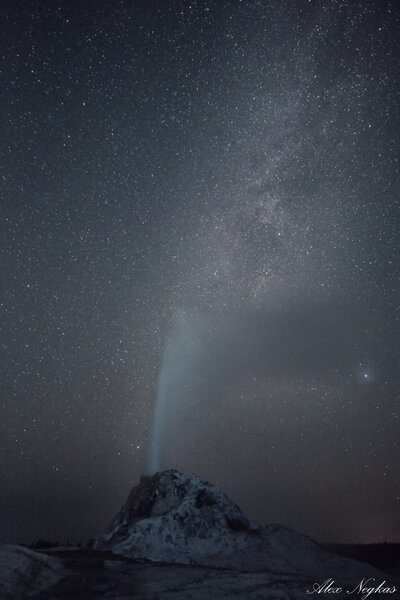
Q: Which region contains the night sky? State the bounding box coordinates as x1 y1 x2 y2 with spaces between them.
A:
1 0 399 546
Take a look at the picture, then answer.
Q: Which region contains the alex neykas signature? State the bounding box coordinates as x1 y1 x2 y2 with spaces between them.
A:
307 578 397 600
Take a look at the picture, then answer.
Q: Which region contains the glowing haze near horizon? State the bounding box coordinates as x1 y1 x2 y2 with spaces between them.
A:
1 0 399 545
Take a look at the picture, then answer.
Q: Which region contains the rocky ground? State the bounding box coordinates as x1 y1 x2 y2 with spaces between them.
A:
22 548 315 599
0 546 395 600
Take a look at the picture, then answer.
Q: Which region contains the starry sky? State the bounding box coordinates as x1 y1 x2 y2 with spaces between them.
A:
1 0 399 546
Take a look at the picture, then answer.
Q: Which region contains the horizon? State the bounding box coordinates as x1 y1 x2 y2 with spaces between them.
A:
13 468 400 548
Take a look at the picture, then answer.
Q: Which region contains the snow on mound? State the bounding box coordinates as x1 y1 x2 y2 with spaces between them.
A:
89 469 388 584
0 545 64 600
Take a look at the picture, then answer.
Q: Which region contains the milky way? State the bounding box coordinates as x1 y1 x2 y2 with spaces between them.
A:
1 0 399 545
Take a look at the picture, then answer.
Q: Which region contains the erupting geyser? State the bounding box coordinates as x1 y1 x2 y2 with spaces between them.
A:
146 311 200 475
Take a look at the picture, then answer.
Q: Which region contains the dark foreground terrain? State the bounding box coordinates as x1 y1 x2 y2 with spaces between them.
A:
16 545 396 600
25 548 317 599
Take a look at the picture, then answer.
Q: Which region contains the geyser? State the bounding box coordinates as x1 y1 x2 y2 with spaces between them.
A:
146 310 200 475
145 298 360 478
